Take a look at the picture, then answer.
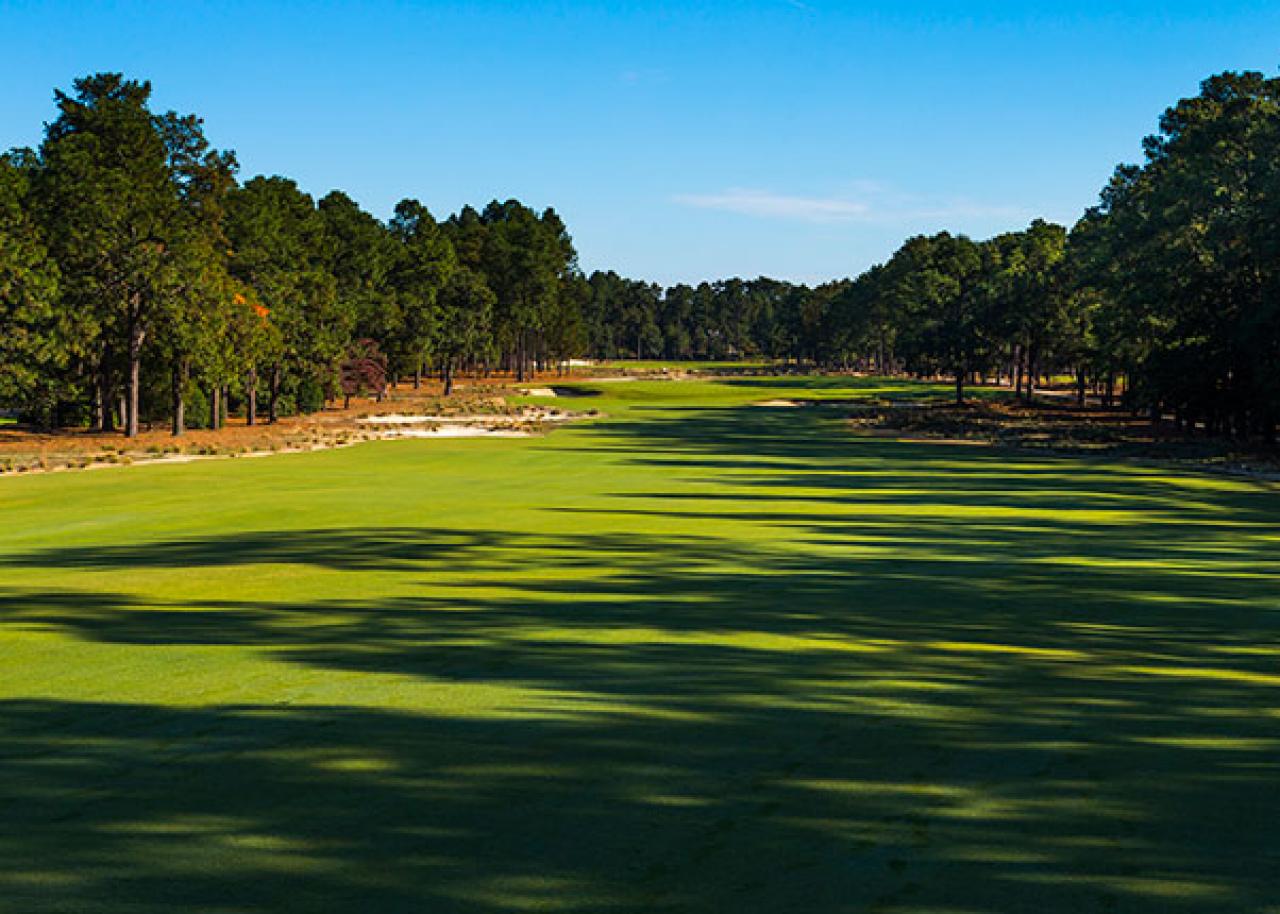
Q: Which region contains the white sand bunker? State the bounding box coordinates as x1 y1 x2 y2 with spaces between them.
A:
358 409 580 439
361 414 472 425
359 414 532 437
520 387 558 397
360 411 572 426
382 426 532 439
754 399 803 407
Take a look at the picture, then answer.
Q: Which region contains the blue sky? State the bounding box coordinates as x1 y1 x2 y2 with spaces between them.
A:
1 1 1277 284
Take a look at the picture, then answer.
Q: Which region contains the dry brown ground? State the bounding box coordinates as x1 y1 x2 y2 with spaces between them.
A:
845 395 1280 478
0 371 596 475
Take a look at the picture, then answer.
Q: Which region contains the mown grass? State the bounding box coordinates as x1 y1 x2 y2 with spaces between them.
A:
1 376 1277 913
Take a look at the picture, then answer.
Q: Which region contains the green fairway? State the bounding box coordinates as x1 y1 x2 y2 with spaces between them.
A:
2 376 1277 913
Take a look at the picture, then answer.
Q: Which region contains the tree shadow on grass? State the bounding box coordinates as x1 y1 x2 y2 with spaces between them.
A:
0 528 506 572
2 396 1279 912
3 525 1278 912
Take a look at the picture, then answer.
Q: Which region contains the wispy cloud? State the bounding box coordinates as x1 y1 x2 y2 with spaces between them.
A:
619 68 668 86
673 189 871 222
672 186 1031 226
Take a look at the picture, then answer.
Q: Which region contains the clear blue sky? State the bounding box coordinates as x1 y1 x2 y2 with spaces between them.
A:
1 1 1277 285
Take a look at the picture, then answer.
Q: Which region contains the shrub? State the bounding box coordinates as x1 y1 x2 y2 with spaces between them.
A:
295 378 325 416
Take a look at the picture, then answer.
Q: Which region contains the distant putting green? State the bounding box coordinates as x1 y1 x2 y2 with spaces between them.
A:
1 376 1277 913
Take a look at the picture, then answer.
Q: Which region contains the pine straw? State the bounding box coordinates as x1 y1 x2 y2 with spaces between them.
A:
0 376 586 476
846 397 1280 480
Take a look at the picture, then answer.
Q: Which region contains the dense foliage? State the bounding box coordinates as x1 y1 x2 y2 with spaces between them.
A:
1 71 1277 441
582 71 1280 439
0 75 579 434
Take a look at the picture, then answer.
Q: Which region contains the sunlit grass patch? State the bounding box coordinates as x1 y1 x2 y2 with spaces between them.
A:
0 374 1276 912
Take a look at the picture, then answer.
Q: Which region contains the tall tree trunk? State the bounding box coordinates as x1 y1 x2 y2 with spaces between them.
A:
443 360 454 396
210 386 221 430
125 319 145 438
171 359 187 437
413 362 421 389
1013 345 1024 398
245 368 257 426
955 369 965 406
268 364 281 424
97 350 115 433
1076 366 1087 406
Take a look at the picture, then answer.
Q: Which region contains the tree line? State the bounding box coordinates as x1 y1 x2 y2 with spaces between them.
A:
582 71 1280 441
2 71 1278 442
0 74 583 436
